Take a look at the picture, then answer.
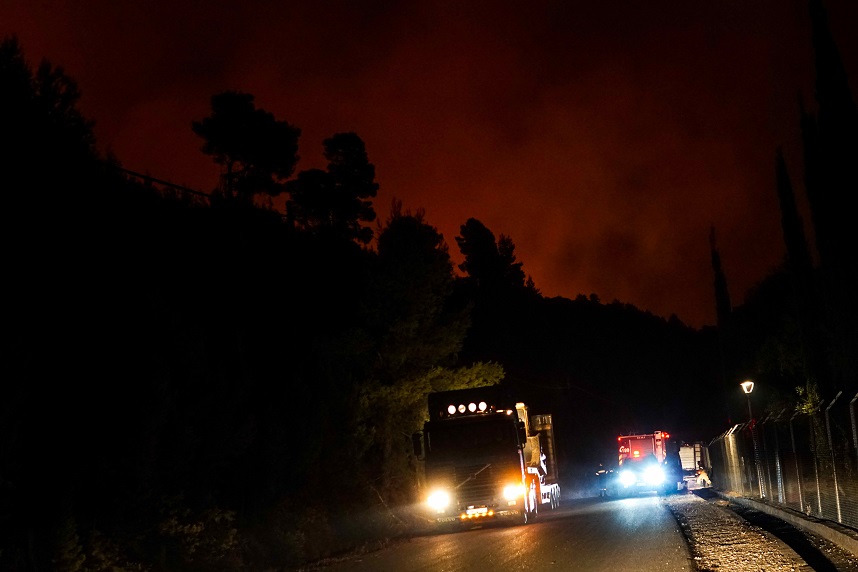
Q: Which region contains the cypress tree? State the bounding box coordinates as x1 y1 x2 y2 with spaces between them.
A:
774 148 828 393
801 0 858 392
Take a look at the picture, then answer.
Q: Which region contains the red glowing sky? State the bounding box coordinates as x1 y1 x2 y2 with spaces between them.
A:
4 0 857 329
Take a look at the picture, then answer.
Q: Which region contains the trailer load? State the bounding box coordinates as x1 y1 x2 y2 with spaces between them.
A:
679 441 711 489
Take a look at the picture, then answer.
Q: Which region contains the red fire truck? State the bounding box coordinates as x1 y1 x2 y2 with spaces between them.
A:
609 431 684 496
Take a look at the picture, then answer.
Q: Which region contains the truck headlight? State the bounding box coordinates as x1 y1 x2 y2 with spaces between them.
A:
619 469 636 487
427 489 451 511
644 465 665 485
502 484 525 500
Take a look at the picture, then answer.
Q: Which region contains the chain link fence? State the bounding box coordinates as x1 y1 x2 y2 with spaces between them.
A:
708 391 858 527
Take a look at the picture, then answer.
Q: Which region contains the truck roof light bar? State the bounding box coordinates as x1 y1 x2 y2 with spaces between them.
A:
442 401 498 418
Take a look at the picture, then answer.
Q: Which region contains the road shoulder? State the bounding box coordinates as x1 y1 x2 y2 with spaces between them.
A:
663 490 810 571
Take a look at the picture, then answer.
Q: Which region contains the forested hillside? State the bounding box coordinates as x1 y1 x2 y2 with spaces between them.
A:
3 9 855 566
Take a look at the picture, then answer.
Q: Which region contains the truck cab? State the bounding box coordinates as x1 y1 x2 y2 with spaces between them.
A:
416 386 561 527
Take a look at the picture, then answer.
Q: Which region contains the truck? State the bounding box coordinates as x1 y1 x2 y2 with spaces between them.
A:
678 441 711 489
609 431 684 496
415 386 561 526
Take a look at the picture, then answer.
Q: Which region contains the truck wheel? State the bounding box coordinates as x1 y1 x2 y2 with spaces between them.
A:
526 506 538 523
517 502 531 525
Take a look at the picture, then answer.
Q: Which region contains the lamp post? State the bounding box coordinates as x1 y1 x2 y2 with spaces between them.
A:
740 379 764 498
740 380 754 422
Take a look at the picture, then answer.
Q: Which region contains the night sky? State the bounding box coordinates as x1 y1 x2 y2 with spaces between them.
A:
4 0 857 329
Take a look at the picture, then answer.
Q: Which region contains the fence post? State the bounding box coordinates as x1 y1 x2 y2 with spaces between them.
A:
790 412 804 513
773 409 786 503
825 391 843 523
850 393 858 464
751 419 765 498
812 408 823 515
761 412 775 500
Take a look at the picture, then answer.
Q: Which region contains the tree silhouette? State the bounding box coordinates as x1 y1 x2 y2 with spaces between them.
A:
324 132 379 243
366 200 466 381
0 32 744 572
287 132 378 243
798 0 858 394
774 147 830 396
352 200 478 501
192 91 300 202
284 167 333 230
2 35 99 197
455 217 526 292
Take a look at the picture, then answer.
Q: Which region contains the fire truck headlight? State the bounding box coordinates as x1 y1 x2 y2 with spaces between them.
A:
644 466 665 486
427 489 451 511
502 484 525 500
619 469 636 487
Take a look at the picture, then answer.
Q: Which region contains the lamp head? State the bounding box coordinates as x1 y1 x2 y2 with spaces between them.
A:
740 380 754 394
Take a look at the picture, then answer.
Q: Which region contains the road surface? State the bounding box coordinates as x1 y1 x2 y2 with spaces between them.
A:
310 494 692 571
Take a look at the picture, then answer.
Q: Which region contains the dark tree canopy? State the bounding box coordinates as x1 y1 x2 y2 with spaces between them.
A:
498 234 527 289
284 168 333 230
192 90 301 201
325 132 379 227
369 201 465 379
287 132 378 244
1 35 98 192
456 217 526 291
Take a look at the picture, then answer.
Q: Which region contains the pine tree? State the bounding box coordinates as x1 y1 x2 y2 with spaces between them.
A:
286 133 379 243
192 91 301 202
456 218 528 293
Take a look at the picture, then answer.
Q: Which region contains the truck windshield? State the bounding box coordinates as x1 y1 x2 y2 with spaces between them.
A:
426 416 517 459
621 454 659 468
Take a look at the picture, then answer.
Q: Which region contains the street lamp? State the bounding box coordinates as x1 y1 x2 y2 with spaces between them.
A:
740 380 754 422
740 379 764 497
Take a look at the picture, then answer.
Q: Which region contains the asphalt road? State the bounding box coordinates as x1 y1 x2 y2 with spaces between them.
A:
310 494 693 571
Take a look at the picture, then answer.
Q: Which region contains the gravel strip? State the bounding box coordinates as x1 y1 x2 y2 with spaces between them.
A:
663 492 807 571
